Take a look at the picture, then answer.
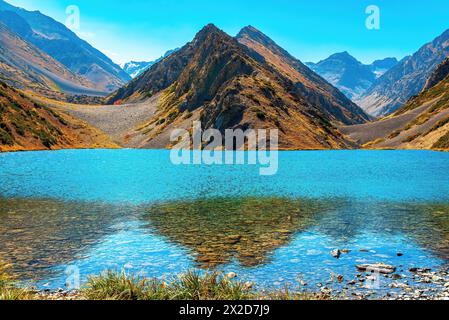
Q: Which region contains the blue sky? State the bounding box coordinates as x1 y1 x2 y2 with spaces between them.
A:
5 0 449 65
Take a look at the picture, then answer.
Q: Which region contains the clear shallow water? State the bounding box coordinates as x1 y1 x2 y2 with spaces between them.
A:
0 150 449 293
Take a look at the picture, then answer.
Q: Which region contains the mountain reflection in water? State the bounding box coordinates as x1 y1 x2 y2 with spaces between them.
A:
1 196 449 288
144 197 334 268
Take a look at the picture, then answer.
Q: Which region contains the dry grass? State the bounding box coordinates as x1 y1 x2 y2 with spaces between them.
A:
0 82 119 151
82 270 255 300
433 131 449 149
0 267 328 301
0 263 34 300
80 270 331 300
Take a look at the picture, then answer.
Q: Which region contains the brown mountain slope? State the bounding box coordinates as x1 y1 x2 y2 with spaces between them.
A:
340 59 449 150
0 81 118 152
0 23 107 98
107 24 362 150
235 26 370 125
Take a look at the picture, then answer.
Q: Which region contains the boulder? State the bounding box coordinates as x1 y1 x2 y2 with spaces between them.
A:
356 263 396 274
330 249 341 259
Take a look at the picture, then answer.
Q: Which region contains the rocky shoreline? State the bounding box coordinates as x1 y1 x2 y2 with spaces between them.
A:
28 265 449 301
308 264 449 300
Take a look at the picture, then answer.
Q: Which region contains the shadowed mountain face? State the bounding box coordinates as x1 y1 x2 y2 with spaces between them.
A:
340 58 449 150
306 52 397 101
108 24 368 150
357 29 449 117
0 1 130 92
0 81 117 151
236 26 370 125
422 57 449 92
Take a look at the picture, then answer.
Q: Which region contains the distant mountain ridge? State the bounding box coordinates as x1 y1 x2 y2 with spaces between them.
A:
357 28 449 117
371 57 399 78
0 0 130 92
341 58 449 151
0 22 106 97
306 52 398 101
122 61 152 79
122 49 179 78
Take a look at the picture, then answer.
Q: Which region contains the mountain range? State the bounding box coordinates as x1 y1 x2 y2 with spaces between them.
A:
371 58 399 78
356 29 449 117
0 0 130 92
122 49 179 79
0 0 448 152
306 52 398 101
0 22 109 99
106 24 369 149
341 57 449 150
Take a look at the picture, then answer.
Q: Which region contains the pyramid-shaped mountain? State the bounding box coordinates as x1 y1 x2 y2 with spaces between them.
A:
236 26 370 124
108 24 369 149
0 1 130 91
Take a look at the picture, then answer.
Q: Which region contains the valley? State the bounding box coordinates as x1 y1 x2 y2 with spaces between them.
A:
341 58 449 150
0 1 448 152
0 81 118 152
1 0 449 303
44 94 160 148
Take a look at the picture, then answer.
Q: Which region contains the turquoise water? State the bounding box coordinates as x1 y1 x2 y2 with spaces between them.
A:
1 149 449 203
1 150 449 293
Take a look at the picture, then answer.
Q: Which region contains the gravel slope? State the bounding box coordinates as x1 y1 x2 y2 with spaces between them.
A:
49 93 160 147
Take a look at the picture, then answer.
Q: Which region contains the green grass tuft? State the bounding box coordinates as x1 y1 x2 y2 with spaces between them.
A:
1 267 328 301
167 271 253 300
82 270 152 300
81 270 253 300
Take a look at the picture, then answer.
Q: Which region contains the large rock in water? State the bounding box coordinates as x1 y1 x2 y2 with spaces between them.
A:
356 264 396 274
